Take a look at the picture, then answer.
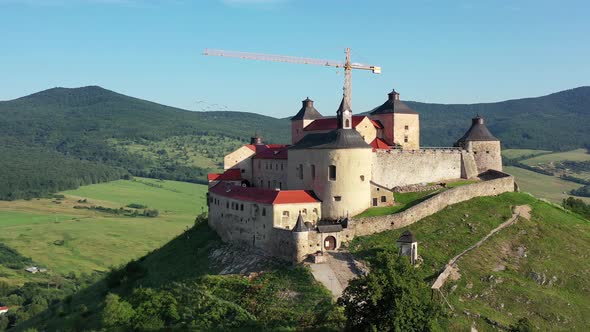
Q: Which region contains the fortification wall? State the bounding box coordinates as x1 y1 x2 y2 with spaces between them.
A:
372 149 464 188
351 171 515 237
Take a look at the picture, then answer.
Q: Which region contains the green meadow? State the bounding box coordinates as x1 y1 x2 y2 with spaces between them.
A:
520 148 590 165
502 148 552 160
0 178 207 284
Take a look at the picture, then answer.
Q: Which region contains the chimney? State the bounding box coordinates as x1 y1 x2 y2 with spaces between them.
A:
250 131 263 145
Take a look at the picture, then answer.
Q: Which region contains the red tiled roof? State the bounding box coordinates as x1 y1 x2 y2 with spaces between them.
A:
370 119 384 129
303 115 380 131
207 169 242 182
210 184 320 204
0 306 8 311
253 145 288 159
370 137 392 150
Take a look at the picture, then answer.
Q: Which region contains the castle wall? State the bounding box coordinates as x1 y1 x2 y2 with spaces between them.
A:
466 141 503 173
351 171 515 237
461 151 479 179
288 148 372 219
371 149 464 189
272 203 321 230
252 159 288 189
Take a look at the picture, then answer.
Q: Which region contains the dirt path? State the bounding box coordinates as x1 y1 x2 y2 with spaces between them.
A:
310 249 366 299
432 205 531 291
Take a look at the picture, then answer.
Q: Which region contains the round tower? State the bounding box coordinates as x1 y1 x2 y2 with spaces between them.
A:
292 212 310 262
288 97 372 219
456 115 502 173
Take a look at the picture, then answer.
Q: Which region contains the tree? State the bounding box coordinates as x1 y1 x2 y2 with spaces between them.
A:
102 293 135 328
338 251 443 331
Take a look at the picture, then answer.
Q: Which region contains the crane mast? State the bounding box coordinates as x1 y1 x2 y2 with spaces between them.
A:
203 48 380 109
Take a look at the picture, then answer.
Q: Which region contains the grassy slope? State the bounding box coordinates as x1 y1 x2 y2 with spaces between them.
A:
502 148 552 159
0 178 207 283
504 166 590 204
520 148 590 165
350 192 590 331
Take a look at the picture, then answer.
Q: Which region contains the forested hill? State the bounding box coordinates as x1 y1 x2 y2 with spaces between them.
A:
0 86 290 200
412 86 590 150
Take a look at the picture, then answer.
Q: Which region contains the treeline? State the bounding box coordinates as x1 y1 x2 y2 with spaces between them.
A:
563 197 590 219
73 205 159 217
0 145 127 200
0 243 33 270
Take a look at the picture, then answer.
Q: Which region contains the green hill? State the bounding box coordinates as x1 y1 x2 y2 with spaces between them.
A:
2 86 589 200
0 86 290 200
410 86 590 150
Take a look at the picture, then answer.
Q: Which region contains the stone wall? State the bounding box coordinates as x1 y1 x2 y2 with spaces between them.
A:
351 171 515 237
372 149 464 188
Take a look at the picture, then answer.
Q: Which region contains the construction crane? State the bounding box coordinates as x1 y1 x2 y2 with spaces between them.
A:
203 48 381 109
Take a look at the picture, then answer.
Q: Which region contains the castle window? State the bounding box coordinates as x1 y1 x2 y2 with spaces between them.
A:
404 136 409 143
240 204 244 211
267 181 271 188
275 163 278 170
241 169 245 173
345 119 350 127
273 180 277 188
302 209 307 215
360 175 365 181
486 151 490 154
260 180 264 187
258 160 261 169
334 196 342 202
279 182 282 189
298 164 303 179
405 125 409 130
282 211 289 217
329 165 336 181
381 196 386 202
311 164 316 179
373 198 378 206
226 202 229 208
474 151 477 155
262 208 266 216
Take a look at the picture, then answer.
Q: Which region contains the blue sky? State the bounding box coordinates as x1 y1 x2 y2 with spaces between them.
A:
1 0 589 118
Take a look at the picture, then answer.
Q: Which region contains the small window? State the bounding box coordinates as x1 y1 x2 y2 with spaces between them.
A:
404 125 409 130
279 182 282 189
334 196 342 202
486 151 490 154
311 164 316 179
226 202 229 208
381 196 386 202
345 119 350 127
241 169 245 173
360 175 365 181
240 204 244 211
258 160 261 169
302 209 307 215
329 165 336 181
282 211 289 217
298 164 303 179
275 163 278 170
474 151 478 155
262 208 266 216
372 198 378 206
404 136 409 143
267 181 271 188
273 180 277 188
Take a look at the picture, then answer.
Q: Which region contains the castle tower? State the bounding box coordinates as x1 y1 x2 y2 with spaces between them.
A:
368 89 420 149
290 97 323 144
456 115 502 173
292 212 309 262
288 98 373 219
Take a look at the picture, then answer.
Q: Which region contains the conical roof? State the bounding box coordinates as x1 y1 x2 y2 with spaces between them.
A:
336 96 352 129
369 89 418 115
456 115 499 143
397 230 417 243
292 212 308 232
291 97 323 121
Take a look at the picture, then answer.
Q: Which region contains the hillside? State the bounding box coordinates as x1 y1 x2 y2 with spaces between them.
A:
411 86 590 150
0 86 290 199
350 192 590 331
1 86 589 200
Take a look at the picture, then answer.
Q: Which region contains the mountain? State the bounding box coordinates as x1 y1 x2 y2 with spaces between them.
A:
412 86 590 150
1 85 589 200
0 86 290 200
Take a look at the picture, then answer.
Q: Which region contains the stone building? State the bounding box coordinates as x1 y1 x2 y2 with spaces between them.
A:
207 89 505 263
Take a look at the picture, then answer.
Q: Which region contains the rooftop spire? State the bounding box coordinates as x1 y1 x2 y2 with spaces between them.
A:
336 95 353 129
292 211 308 232
291 97 323 121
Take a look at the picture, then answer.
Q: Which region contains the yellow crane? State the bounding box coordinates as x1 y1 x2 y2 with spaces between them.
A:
203 48 381 109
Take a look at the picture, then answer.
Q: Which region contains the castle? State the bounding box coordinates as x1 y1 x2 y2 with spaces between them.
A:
207 90 505 262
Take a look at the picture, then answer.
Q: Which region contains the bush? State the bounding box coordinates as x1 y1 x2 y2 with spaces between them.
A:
126 203 147 209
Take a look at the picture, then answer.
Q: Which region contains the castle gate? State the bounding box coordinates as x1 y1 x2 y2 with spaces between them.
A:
324 236 336 250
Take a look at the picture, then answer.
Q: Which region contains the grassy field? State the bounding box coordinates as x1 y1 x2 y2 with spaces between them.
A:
520 148 590 165
0 178 207 284
502 149 552 160
504 166 590 204
350 192 590 331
